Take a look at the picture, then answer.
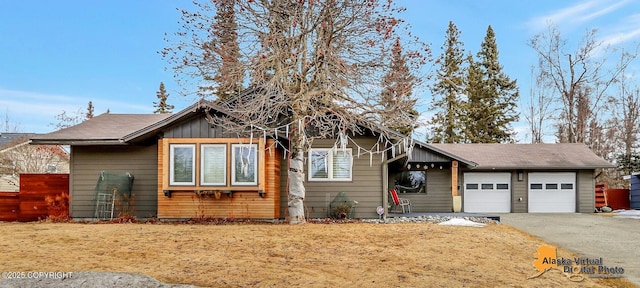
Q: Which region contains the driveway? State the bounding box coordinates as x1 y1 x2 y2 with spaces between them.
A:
498 213 640 286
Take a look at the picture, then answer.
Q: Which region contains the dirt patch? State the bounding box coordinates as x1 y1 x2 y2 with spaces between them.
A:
0 221 634 287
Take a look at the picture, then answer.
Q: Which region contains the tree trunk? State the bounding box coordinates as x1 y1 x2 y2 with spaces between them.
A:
287 130 306 225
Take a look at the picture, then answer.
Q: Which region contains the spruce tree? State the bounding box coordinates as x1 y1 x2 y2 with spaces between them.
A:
429 21 465 143
86 101 94 119
205 0 243 100
467 26 519 143
380 38 418 136
153 82 174 114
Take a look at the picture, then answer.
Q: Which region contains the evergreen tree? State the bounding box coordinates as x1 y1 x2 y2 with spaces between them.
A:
380 38 418 136
463 53 485 142
467 26 519 143
86 101 94 119
429 21 465 143
203 0 243 100
153 82 174 114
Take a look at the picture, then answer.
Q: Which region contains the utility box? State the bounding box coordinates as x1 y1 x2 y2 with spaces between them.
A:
630 174 640 210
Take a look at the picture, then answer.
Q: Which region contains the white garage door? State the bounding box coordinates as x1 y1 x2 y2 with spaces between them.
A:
464 172 511 213
528 172 576 213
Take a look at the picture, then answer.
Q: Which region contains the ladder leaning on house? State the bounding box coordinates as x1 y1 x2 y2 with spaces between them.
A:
94 189 116 220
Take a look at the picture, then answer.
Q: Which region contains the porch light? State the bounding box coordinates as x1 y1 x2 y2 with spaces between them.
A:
518 172 524 181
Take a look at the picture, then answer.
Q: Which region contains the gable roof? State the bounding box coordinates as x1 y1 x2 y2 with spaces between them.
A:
0 133 35 149
31 96 407 145
430 143 614 169
30 113 172 145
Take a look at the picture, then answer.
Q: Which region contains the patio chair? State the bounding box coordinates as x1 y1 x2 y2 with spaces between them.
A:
389 189 412 213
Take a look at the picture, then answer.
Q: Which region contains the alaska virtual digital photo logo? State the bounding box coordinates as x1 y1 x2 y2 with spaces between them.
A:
528 245 625 281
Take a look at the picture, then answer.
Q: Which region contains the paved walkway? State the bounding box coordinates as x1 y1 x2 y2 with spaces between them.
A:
498 213 640 286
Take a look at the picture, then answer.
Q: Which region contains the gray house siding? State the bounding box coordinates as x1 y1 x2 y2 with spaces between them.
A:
404 168 452 212
279 138 385 219
512 171 527 213
70 144 158 219
577 170 595 213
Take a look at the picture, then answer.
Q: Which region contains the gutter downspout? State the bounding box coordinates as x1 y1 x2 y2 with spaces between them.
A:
382 153 407 222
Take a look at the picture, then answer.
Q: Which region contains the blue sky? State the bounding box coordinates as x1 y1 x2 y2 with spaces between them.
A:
1 0 639 142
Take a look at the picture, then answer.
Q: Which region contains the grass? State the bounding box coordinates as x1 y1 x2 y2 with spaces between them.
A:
0 221 635 288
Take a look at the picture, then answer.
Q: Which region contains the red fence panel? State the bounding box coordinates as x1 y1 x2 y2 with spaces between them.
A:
0 174 69 222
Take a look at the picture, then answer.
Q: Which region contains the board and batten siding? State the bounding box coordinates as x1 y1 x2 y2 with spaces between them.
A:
70 144 159 219
279 138 385 219
163 115 224 139
157 138 281 219
577 170 595 213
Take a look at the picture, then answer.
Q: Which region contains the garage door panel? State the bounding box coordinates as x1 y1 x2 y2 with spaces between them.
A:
464 172 511 213
528 172 576 213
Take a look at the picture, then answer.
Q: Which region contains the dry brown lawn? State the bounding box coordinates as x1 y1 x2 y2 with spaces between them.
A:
0 221 636 288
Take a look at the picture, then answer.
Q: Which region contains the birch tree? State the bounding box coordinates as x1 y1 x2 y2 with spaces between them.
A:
163 0 428 224
529 25 637 144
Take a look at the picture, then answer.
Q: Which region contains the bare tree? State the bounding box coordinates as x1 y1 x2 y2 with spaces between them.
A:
1 109 21 132
523 66 555 143
529 25 637 144
163 0 429 224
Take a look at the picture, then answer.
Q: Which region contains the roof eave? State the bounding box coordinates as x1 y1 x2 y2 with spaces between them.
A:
472 164 616 170
122 101 208 142
30 139 127 146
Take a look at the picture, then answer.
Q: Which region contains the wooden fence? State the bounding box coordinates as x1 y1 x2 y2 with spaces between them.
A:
0 174 69 222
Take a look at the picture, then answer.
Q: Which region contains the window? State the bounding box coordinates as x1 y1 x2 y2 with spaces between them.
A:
309 148 352 181
481 183 494 190
395 171 426 193
545 183 558 190
200 144 226 186
46 164 57 173
170 144 195 185
496 183 509 190
530 183 543 190
561 183 574 190
231 144 258 185
466 184 478 190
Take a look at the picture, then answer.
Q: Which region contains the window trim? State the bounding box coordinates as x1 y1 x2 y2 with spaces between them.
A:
231 144 258 186
169 144 196 186
200 144 227 186
308 148 353 181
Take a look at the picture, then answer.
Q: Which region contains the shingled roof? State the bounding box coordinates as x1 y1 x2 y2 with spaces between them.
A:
30 113 172 145
430 143 613 169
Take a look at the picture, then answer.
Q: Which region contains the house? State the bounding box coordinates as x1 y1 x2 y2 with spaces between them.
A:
30 100 613 220
0 132 69 192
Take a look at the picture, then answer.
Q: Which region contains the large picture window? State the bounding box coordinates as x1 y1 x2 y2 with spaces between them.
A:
170 144 195 185
309 148 352 181
395 171 426 193
231 144 258 185
200 144 226 186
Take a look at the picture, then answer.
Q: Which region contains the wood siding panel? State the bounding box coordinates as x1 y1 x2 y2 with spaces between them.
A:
577 170 595 213
157 139 280 219
512 171 527 213
70 144 158 219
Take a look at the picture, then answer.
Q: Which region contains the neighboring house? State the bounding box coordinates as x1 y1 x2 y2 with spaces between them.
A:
0 133 70 192
30 101 613 219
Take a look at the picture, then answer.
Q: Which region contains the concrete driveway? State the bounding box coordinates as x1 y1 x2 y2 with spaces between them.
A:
498 213 640 286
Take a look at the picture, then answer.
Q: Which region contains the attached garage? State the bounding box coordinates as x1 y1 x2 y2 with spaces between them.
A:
528 172 576 213
463 172 511 213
